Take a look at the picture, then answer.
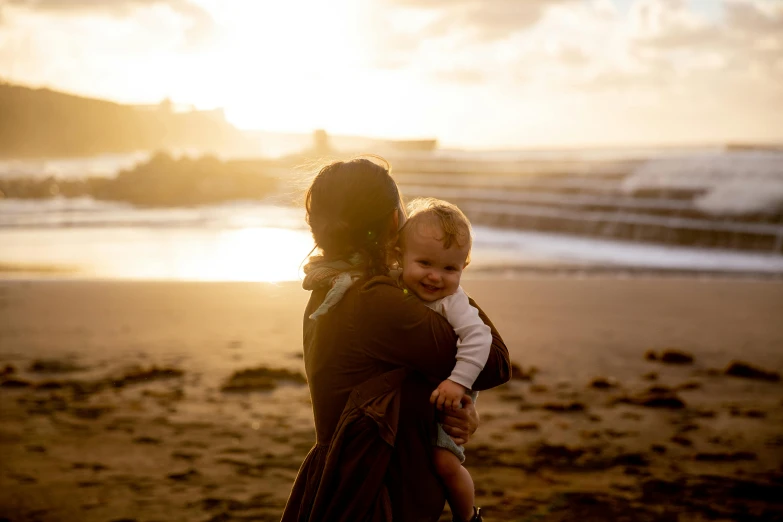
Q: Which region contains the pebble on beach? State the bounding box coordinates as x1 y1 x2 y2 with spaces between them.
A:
724 361 781 382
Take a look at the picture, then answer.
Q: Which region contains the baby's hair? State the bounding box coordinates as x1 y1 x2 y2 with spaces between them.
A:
400 197 473 264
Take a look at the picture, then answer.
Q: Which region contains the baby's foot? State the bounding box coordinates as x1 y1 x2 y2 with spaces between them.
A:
453 506 482 522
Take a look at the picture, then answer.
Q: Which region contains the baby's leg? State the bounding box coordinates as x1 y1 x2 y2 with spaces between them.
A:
433 447 475 522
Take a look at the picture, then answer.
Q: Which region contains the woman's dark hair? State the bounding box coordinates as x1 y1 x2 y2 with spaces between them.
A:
305 156 403 277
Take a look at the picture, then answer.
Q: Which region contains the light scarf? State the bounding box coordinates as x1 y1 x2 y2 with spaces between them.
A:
302 254 365 320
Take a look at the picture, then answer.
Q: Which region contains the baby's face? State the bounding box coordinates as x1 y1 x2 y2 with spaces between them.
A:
400 224 469 302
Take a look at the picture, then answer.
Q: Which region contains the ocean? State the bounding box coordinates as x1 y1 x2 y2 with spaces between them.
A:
1 147 782 281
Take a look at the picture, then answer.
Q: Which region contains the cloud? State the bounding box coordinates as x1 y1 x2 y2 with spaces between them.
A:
629 0 721 47
626 0 783 83
2 0 167 14
384 0 580 41
381 0 782 85
0 0 780 146
630 0 783 51
381 0 782 128
724 0 783 38
554 45 590 66
0 0 215 48
367 0 596 85
432 68 486 85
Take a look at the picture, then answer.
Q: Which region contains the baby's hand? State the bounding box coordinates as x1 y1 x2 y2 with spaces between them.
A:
430 379 468 411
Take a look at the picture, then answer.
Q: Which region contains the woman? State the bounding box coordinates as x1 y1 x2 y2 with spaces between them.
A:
281 156 511 522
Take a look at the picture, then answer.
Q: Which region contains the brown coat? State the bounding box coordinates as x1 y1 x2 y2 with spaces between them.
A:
281 276 511 522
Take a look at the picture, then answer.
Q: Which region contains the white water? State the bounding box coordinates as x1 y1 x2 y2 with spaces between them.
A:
1 199 782 281
623 150 783 215
1 148 782 280
0 152 151 180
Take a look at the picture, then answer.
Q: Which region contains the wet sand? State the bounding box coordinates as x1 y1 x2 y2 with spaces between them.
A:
1 278 782 521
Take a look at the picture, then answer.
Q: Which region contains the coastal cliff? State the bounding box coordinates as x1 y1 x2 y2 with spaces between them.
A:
0 83 253 158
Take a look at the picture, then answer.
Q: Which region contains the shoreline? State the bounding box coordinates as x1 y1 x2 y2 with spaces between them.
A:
2 262 783 282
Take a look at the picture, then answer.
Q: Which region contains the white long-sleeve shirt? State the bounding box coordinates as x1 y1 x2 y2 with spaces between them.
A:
424 286 492 389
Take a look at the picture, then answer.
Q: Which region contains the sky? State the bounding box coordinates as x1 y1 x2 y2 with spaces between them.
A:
0 0 781 149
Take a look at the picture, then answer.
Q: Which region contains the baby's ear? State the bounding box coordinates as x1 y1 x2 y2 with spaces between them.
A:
392 246 403 266
463 259 470 269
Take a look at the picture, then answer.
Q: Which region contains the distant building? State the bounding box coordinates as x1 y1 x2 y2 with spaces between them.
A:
313 129 332 155
384 139 437 152
132 98 174 113
132 99 226 123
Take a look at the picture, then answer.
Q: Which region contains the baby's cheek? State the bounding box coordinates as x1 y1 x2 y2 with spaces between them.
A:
401 270 417 288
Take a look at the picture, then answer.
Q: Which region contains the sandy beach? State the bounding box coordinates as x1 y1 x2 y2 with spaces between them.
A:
1 277 782 521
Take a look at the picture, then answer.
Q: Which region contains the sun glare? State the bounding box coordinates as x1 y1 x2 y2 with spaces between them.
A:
208 0 378 134
188 227 314 283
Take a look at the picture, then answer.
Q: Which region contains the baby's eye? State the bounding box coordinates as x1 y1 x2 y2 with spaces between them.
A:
445 266 458 272
418 260 431 267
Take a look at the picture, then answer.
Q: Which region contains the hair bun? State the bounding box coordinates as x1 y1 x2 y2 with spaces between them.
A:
324 219 352 238
314 219 354 253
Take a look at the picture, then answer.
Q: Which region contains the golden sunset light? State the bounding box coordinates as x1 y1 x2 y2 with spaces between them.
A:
1 0 781 147
1 2 783 520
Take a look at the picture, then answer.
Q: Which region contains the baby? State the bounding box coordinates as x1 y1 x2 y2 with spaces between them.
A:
396 197 491 522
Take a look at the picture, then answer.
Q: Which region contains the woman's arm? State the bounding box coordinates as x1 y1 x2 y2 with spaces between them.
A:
359 277 511 389
360 279 461 381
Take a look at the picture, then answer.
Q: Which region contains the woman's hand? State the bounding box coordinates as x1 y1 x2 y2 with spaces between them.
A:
439 394 479 445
